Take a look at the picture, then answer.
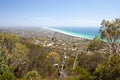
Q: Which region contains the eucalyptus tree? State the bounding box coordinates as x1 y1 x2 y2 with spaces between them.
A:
100 18 120 54
0 33 19 53
53 53 67 78
9 42 29 78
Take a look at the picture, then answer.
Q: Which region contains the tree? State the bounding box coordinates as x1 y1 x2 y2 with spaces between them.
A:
100 18 120 54
8 42 29 78
88 36 104 51
77 52 105 73
53 53 67 79
0 33 19 54
72 66 94 80
94 54 120 80
0 44 8 75
47 51 61 64
0 33 20 65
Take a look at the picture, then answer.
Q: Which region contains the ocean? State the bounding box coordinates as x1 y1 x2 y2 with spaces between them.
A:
46 27 100 40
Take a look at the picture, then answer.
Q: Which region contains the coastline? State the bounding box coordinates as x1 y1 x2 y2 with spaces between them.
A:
0 27 91 41
43 27 93 40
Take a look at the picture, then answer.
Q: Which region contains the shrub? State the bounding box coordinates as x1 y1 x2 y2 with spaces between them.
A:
73 66 94 80
94 54 120 80
25 70 42 80
0 71 15 80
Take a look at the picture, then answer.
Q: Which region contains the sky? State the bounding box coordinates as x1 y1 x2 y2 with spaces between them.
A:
0 0 120 27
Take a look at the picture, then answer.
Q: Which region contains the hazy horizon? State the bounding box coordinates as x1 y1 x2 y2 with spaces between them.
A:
0 25 100 28
0 0 120 27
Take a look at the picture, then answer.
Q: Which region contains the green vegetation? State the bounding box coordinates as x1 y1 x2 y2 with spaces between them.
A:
0 71 15 80
88 36 104 51
0 18 120 80
100 18 120 54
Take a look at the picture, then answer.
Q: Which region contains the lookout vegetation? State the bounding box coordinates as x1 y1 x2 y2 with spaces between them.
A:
0 18 120 80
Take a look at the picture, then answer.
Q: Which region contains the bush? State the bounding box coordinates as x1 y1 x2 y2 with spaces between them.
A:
78 52 105 73
73 66 95 80
94 54 120 80
0 71 15 80
25 70 42 80
88 37 104 51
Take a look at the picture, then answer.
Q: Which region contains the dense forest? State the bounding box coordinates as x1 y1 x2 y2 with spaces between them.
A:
0 18 120 80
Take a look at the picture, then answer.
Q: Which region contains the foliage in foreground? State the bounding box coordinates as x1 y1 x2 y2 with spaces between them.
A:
0 18 120 80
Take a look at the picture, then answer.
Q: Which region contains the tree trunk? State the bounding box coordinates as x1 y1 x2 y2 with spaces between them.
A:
73 53 78 70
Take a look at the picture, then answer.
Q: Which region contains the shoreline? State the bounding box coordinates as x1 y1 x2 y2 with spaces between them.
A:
0 27 91 41
43 27 93 40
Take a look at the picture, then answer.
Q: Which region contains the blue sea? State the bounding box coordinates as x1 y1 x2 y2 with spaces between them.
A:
46 27 100 40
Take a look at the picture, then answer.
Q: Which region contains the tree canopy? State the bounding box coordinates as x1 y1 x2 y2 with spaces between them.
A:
100 18 120 54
